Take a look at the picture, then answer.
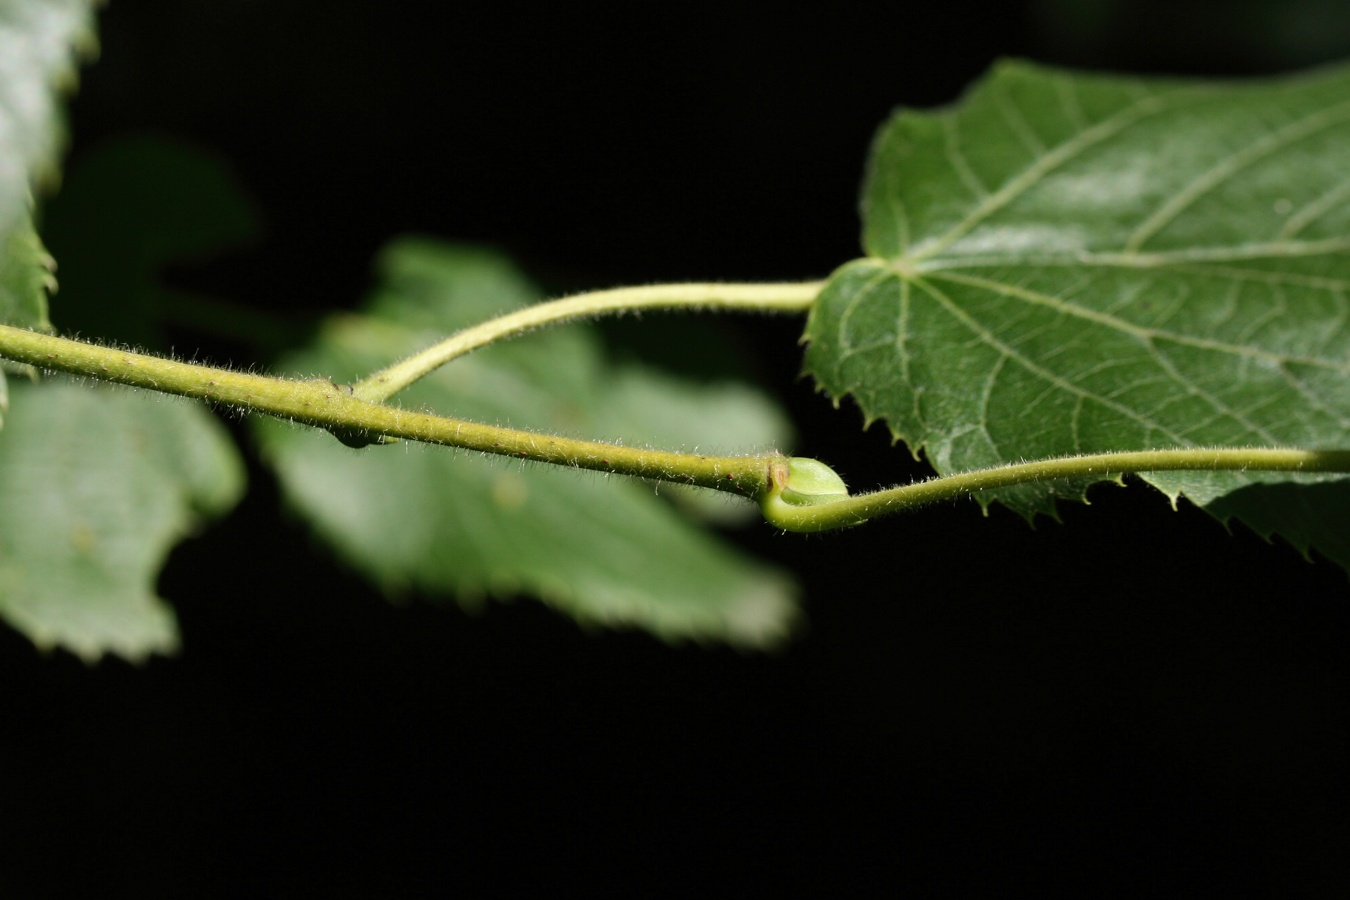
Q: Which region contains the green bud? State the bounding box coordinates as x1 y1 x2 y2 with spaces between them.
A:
779 457 848 507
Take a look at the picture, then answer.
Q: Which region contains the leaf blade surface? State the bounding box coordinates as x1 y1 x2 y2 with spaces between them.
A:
806 61 1350 563
0 381 244 660
0 0 96 324
256 239 798 647
0 0 99 419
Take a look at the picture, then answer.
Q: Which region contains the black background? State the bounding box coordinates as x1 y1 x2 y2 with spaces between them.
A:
5 0 1350 895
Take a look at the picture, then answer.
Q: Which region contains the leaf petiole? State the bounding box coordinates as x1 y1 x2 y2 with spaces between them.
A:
349 281 823 402
761 448 1350 532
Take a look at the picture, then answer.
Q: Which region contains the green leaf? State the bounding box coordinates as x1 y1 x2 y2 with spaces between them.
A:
0 380 245 661
0 0 98 324
38 134 261 346
255 238 798 647
0 0 98 423
1 219 53 332
0 136 255 660
589 367 793 524
0 222 54 426
805 60 1350 565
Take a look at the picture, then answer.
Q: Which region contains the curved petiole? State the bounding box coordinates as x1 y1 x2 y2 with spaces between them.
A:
762 448 1350 532
348 281 823 402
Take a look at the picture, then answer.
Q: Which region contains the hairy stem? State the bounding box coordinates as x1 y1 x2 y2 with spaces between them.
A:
349 281 823 402
761 447 1350 532
5 324 1348 536
0 324 780 496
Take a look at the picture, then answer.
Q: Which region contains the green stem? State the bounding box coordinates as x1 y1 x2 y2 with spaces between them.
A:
349 281 823 402
0 323 780 496
6 324 1348 536
762 448 1350 532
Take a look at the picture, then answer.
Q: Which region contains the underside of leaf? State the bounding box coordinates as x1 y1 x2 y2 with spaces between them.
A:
0 0 99 329
805 60 1350 568
256 239 798 648
0 380 245 661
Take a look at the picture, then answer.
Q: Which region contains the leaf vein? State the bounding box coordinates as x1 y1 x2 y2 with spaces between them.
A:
1147 341 1280 443
912 275 1191 448
993 81 1048 157
1125 98 1350 253
943 115 989 200
927 268 1350 376
911 89 1176 262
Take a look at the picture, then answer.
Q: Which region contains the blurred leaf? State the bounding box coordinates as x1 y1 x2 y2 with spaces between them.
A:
39 134 261 345
0 222 53 425
805 60 1350 568
0 135 254 661
256 238 797 647
0 0 99 424
0 220 52 331
590 367 793 524
0 0 96 256
0 380 245 661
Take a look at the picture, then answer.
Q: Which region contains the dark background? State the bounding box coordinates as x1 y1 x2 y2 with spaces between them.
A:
5 0 1350 895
